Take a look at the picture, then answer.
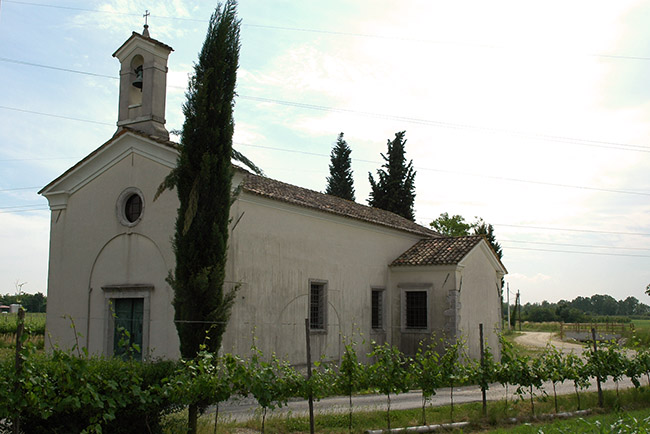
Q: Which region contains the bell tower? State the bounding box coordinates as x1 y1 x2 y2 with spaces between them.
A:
113 24 173 140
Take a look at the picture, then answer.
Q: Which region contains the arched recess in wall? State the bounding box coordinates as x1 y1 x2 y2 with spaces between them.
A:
276 294 342 362
87 232 171 356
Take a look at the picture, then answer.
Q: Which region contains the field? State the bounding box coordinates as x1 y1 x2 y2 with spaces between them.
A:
0 312 45 360
0 312 46 335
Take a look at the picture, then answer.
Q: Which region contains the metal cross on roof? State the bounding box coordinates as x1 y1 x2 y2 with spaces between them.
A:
143 10 150 26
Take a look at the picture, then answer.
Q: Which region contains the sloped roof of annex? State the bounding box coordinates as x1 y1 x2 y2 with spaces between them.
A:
391 235 507 273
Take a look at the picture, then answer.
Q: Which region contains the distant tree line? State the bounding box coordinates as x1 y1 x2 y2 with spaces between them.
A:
510 294 650 323
0 292 46 313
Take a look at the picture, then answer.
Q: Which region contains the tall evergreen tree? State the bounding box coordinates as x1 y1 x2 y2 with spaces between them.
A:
473 219 503 260
157 0 240 359
368 131 416 221
156 3 241 431
325 132 355 201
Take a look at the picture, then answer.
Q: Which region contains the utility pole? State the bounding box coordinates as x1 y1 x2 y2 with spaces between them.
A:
516 290 521 331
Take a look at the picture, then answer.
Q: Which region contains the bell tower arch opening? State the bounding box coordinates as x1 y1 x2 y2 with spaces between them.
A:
129 55 144 109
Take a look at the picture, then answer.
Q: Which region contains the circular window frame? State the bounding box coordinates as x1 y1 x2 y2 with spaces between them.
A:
117 187 145 227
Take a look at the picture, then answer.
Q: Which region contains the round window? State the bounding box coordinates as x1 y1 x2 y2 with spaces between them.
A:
117 188 144 227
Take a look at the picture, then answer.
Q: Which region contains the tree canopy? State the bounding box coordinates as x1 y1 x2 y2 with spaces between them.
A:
325 132 355 201
430 213 503 261
429 212 474 237
517 295 650 323
0 292 46 312
368 131 416 221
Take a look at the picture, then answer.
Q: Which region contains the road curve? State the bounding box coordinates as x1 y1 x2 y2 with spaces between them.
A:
514 331 586 354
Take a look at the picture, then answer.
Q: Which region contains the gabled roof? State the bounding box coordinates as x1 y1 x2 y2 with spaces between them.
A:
391 235 505 270
112 31 173 57
38 128 177 195
241 173 439 238
39 127 438 237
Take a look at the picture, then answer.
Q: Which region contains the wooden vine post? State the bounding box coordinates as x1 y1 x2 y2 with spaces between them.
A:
305 318 315 434
14 307 25 434
591 328 603 407
479 323 487 416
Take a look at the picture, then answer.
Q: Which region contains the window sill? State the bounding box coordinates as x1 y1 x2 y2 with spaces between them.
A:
401 328 430 334
309 329 327 335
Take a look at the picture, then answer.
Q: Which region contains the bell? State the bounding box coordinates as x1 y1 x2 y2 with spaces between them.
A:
132 66 143 89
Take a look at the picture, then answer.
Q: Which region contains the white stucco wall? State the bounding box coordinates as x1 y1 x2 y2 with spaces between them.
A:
387 265 466 359
456 243 503 360
43 136 427 363
387 241 503 361
222 193 423 364
44 134 504 365
44 135 181 359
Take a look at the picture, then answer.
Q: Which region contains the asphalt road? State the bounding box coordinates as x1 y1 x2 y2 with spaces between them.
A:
217 332 638 423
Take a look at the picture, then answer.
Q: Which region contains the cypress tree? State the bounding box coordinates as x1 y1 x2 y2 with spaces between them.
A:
156 3 241 431
158 1 240 359
325 132 355 201
368 131 416 221
473 220 503 260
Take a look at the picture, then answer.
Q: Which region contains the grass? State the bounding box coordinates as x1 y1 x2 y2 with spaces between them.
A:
479 407 650 433
622 319 650 348
501 330 547 358
164 386 650 433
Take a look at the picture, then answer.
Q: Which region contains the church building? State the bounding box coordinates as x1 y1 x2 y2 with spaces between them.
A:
39 27 506 364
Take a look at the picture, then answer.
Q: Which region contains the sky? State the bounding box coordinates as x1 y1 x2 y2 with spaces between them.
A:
0 0 649 306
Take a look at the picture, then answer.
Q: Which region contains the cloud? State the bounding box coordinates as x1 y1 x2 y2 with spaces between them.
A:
69 0 195 40
0 212 50 294
509 272 552 283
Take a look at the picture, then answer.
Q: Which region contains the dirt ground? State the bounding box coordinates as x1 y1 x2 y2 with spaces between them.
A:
514 331 586 354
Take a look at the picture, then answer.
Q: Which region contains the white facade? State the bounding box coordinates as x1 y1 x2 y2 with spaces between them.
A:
39 28 506 364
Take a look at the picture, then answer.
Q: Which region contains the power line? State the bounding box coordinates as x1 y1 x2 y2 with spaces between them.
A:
0 106 113 126
503 245 650 259
0 203 46 210
0 186 42 192
494 223 650 237
501 239 650 252
0 157 80 162
5 0 650 62
236 142 650 197
239 96 650 153
0 57 117 79
0 124 647 199
0 207 49 214
3 56 650 154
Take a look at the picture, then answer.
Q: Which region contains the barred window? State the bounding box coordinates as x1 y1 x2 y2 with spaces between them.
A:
405 291 427 329
371 289 384 330
309 282 326 330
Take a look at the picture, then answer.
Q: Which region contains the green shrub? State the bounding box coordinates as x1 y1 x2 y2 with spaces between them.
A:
0 347 180 434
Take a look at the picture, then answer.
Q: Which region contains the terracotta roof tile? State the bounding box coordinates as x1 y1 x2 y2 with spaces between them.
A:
241 173 439 237
391 235 484 266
